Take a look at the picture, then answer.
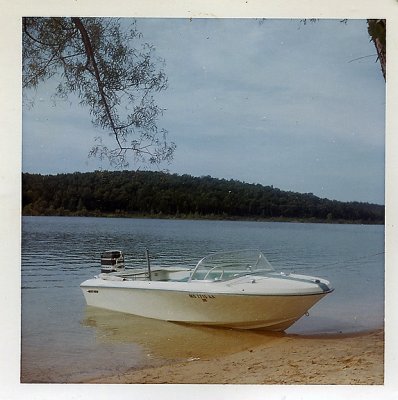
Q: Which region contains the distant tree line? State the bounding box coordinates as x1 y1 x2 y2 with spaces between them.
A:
22 171 384 224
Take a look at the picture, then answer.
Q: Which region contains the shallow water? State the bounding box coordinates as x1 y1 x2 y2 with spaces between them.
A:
21 216 384 382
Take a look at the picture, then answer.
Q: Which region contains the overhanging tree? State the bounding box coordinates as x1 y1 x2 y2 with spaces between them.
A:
367 19 386 80
23 17 176 167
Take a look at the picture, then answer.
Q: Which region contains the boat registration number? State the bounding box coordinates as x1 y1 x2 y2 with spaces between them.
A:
188 293 216 302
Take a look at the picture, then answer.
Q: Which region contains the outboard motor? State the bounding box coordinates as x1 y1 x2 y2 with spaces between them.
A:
100 250 125 273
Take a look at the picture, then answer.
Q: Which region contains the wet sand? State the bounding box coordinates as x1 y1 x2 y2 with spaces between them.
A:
85 329 384 385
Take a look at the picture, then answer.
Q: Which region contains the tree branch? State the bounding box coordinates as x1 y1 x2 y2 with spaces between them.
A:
71 17 124 149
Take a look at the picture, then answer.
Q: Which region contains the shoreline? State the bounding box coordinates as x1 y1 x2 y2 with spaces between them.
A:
22 213 385 225
84 328 384 385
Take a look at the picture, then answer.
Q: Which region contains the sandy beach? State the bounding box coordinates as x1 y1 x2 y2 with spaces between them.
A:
85 329 384 385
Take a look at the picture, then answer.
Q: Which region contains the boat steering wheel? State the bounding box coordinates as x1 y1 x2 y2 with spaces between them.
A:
203 265 225 280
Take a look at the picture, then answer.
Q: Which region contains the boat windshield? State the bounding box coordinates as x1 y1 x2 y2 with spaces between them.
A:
189 250 274 282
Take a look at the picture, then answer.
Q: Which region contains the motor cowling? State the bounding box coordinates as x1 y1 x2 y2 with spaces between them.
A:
100 250 125 273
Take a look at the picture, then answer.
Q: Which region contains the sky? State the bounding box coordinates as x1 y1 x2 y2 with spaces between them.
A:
22 18 385 204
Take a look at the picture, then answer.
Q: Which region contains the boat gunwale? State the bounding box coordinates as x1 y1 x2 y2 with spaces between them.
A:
80 278 334 297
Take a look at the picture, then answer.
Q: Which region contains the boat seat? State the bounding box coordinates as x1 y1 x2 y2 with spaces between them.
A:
169 277 190 282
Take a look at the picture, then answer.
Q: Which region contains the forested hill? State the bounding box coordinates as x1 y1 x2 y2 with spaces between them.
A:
22 171 384 224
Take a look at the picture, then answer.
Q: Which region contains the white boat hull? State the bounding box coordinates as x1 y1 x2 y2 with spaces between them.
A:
81 277 329 330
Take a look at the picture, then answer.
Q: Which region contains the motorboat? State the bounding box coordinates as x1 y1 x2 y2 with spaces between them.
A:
80 249 333 331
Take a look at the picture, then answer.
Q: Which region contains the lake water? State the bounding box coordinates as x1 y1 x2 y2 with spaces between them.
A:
21 216 384 383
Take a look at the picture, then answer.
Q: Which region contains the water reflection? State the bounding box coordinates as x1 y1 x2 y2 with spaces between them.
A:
81 306 283 362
